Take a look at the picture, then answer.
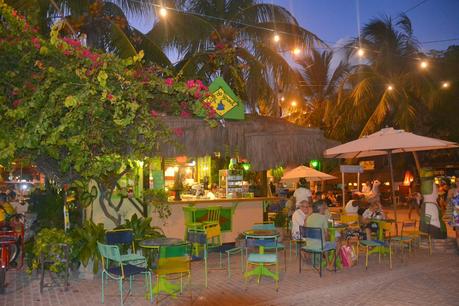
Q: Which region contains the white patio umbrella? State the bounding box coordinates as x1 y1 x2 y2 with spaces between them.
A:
323 127 458 220
281 165 336 181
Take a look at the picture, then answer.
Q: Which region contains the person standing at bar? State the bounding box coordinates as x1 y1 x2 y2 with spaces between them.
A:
293 178 312 209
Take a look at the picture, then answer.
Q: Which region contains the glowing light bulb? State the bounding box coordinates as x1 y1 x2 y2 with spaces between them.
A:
357 48 364 57
273 34 280 42
291 100 297 107
442 81 450 89
387 85 394 91
159 7 167 17
420 61 428 69
280 96 285 102
293 48 301 56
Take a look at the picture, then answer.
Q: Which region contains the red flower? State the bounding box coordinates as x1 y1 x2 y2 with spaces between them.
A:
194 90 202 99
180 111 191 118
31 37 41 50
164 78 174 86
107 93 114 101
12 99 22 108
150 110 159 118
63 49 72 56
173 128 185 137
11 10 17 17
63 37 81 48
215 43 225 50
186 80 195 89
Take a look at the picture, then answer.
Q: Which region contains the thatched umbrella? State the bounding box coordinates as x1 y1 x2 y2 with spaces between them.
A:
156 115 338 171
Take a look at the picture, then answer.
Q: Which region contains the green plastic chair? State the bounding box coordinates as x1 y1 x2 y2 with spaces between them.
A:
155 244 191 304
97 242 152 306
251 223 287 271
183 206 203 239
203 206 221 226
105 229 146 267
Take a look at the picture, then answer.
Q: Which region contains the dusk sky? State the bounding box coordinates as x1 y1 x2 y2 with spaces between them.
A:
132 0 459 52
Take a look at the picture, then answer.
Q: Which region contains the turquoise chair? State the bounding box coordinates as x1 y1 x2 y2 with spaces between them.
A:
244 234 279 290
97 242 152 306
105 229 146 267
251 223 287 271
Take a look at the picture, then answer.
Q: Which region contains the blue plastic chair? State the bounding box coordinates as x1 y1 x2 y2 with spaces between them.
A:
97 242 152 306
244 235 279 289
299 226 336 277
105 229 146 266
251 223 287 271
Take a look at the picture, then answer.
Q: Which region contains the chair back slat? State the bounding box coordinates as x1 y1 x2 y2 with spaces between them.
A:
205 224 221 239
252 223 275 230
183 206 198 224
106 229 134 245
245 235 277 248
207 206 221 223
187 229 207 245
300 226 324 249
97 242 121 262
160 244 189 259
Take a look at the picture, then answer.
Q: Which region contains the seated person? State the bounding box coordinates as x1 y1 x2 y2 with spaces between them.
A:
361 202 386 240
305 201 333 247
291 200 310 240
206 184 218 200
344 193 361 215
325 191 337 207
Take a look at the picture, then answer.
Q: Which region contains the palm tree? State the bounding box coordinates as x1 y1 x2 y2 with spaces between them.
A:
286 49 349 130
335 14 437 138
7 0 171 65
147 0 322 113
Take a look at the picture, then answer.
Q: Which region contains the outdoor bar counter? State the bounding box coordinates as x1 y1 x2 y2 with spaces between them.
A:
151 197 279 243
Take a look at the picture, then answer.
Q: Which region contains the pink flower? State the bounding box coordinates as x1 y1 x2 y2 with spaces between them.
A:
63 37 81 48
173 128 185 137
186 80 195 89
208 108 217 118
180 110 191 118
82 49 92 58
150 110 159 118
107 93 114 101
194 90 202 99
11 10 17 17
63 49 72 56
164 78 174 86
12 99 22 108
31 37 41 50
215 43 225 50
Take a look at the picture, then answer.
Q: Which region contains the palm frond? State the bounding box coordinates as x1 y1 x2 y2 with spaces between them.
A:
360 90 393 136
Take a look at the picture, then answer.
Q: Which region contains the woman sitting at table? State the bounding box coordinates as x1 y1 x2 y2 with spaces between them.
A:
361 202 386 240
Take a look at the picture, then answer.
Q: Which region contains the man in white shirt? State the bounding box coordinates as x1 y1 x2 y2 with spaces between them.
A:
291 200 310 240
293 178 312 208
345 193 361 215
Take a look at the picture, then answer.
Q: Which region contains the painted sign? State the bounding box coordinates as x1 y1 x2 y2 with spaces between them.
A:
340 165 363 173
203 77 245 120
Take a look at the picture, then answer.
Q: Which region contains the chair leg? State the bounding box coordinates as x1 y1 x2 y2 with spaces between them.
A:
319 253 322 277
284 248 287 272
180 272 183 294
119 279 124 306
299 250 302 273
101 272 105 304
334 250 337 272
389 242 393 270
365 246 369 270
40 259 45 294
227 252 231 279
275 261 279 291
205 256 208 288
428 235 432 255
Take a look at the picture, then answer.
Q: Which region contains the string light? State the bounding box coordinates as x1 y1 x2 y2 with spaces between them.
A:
273 33 280 42
442 81 450 89
159 7 168 17
291 100 297 107
280 96 285 101
420 60 428 69
292 48 301 56
357 48 364 57
387 85 394 91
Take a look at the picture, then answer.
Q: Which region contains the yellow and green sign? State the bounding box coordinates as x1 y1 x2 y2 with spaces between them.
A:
203 77 245 120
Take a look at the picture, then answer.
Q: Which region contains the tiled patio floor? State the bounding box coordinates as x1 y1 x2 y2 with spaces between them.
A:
2 208 458 306
2 242 458 306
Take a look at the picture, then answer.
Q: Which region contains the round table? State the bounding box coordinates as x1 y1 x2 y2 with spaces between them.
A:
139 237 186 297
243 229 279 237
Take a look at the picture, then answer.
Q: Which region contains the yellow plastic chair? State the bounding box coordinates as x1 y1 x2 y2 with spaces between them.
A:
359 221 393 270
402 218 432 255
203 206 221 226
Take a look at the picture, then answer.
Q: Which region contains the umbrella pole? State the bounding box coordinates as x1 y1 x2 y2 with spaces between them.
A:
388 151 398 233
342 172 345 208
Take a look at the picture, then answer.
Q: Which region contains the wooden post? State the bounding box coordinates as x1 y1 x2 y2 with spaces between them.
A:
388 151 398 232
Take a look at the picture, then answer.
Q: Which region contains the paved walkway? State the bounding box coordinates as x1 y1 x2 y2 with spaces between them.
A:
1 244 458 306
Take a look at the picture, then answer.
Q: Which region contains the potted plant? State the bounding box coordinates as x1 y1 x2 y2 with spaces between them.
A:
116 214 165 248
273 212 287 242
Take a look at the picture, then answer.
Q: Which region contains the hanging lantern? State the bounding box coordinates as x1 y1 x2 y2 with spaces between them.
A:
403 170 414 186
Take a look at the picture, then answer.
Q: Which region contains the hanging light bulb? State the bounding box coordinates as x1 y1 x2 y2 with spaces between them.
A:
159 7 168 17
442 81 450 89
387 85 394 91
420 60 428 69
273 33 280 42
357 48 364 57
292 48 301 56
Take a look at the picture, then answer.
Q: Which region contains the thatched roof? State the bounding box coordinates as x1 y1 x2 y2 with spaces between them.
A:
156 115 339 171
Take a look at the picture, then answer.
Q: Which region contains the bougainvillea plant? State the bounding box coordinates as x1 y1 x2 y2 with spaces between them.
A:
0 2 216 181
0 2 217 224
